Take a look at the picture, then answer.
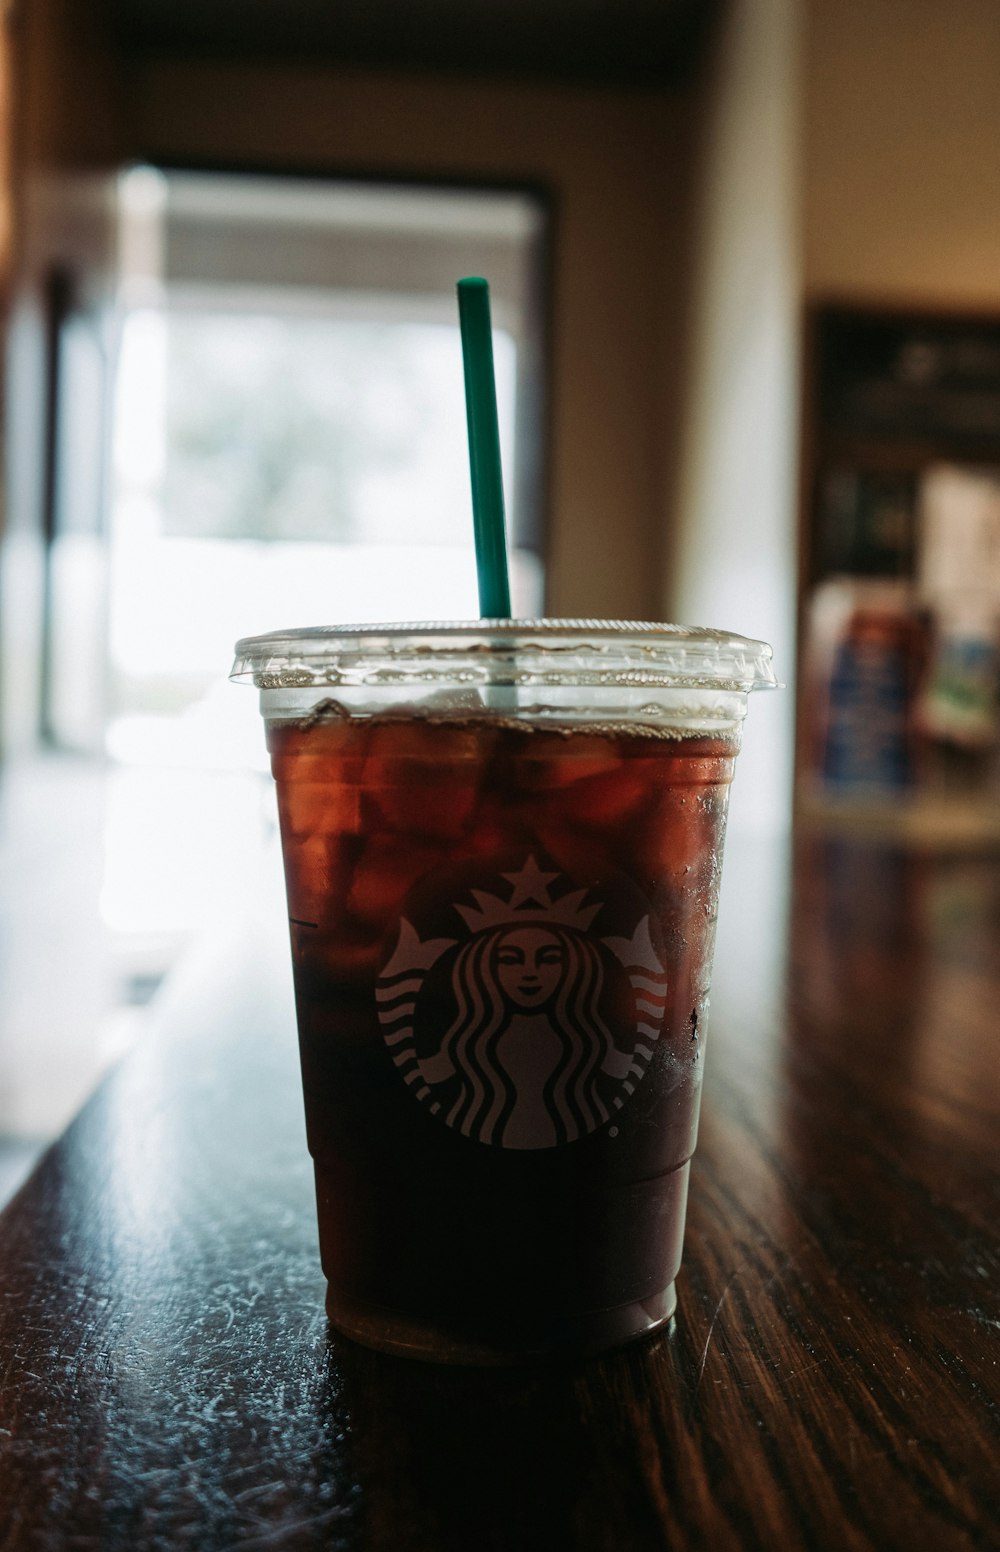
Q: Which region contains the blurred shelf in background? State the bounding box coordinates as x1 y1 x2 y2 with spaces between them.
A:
797 303 1000 843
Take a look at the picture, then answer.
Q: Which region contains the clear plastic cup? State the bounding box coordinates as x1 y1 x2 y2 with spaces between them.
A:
231 620 775 1362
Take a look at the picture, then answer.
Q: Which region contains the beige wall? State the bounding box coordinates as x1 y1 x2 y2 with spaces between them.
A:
126 61 698 619
2 0 121 757
669 0 801 831
14 0 122 176
804 0 1000 307
669 0 1000 834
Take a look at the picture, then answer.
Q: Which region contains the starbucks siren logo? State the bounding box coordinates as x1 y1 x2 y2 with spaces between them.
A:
376 855 667 1149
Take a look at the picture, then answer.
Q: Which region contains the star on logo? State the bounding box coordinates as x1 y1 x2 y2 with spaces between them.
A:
453 855 602 932
502 855 559 908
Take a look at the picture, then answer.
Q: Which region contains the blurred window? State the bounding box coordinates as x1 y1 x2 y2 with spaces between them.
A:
100 168 548 968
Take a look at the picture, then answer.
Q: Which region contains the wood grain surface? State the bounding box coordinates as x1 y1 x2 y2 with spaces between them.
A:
1 832 998 1550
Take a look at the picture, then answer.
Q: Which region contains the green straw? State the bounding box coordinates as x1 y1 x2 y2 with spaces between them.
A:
457 277 512 619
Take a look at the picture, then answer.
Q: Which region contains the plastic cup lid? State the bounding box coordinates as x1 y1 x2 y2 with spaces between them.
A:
230 619 777 693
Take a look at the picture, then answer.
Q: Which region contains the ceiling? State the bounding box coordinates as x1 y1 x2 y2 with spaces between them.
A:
101 0 720 90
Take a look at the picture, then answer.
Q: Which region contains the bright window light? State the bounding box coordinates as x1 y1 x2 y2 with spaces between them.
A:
103 296 533 948
101 170 546 967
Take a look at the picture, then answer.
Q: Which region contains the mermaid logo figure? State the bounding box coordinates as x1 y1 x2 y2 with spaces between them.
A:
376 856 667 1149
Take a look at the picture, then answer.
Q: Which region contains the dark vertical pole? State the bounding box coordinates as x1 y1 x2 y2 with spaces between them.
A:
38 264 73 746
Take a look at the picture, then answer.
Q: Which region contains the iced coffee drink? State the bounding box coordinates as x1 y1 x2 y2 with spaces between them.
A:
232 621 775 1362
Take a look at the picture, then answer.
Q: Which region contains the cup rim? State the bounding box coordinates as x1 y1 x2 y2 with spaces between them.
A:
231 617 777 693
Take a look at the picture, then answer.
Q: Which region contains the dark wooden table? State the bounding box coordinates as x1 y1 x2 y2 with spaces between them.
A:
2 831 999 1550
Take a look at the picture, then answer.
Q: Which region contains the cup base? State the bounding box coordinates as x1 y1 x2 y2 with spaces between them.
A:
324 1281 677 1365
